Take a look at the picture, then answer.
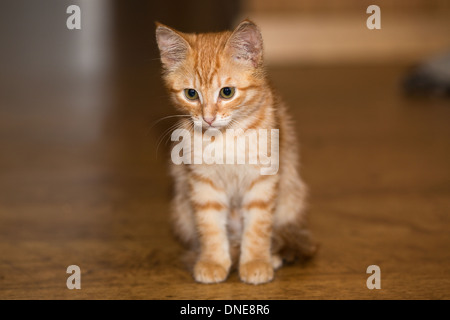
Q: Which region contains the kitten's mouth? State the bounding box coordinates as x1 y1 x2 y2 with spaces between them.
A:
204 123 224 130
195 118 231 130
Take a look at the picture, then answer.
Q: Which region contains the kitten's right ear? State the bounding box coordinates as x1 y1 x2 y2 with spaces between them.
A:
155 23 190 70
226 20 264 68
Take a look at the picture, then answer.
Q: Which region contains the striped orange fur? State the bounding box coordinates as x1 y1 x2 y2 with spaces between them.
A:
156 20 316 285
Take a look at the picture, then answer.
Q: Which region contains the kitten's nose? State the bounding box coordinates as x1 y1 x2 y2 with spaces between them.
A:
203 116 216 126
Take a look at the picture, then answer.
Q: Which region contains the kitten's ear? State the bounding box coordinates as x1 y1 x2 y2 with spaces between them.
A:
155 23 190 70
226 20 263 68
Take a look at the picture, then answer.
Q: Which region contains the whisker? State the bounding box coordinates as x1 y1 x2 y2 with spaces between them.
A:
155 122 184 156
155 119 193 159
149 114 191 130
230 118 243 129
163 121 188 147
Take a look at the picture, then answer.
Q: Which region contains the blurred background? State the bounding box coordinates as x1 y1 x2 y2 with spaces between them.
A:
0 0 449 299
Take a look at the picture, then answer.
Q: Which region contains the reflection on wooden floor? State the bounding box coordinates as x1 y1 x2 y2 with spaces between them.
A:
0 64 449 299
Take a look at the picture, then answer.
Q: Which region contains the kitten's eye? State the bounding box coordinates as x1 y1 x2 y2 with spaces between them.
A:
184 89 199 100
219 87 235 99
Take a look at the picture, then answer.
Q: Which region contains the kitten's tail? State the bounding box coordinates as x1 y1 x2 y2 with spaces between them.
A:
272 223 318 263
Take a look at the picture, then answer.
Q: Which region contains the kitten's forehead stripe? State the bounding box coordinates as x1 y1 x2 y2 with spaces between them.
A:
189 32 230 92
195 68 203 87
238 85 259 91
193 50 200 87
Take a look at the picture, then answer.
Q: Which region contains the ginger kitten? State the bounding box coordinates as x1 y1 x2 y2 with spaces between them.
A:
155 20 316 284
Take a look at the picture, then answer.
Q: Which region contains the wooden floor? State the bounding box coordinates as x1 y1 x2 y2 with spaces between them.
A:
0 65 449 299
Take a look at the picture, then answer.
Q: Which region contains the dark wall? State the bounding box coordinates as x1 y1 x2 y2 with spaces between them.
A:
113 0 241 70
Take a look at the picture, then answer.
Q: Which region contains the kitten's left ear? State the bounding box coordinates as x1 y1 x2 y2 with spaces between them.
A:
155 22 190 71
226 20 263 68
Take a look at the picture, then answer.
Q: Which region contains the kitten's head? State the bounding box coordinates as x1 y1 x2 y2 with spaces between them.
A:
156 20 265 129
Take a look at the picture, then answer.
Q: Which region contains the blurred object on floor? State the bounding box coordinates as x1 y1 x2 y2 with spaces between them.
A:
403 51 450 97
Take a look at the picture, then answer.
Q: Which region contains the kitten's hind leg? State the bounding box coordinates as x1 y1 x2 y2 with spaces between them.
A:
271 254 283 270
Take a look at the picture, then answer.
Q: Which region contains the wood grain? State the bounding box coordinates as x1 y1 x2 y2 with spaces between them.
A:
0 65 449 299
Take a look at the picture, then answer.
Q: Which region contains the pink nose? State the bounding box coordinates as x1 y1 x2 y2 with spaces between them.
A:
203 116 216 126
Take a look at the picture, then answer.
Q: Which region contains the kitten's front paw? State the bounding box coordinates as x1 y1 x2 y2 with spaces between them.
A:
194 260 229 284
239 260 274 285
